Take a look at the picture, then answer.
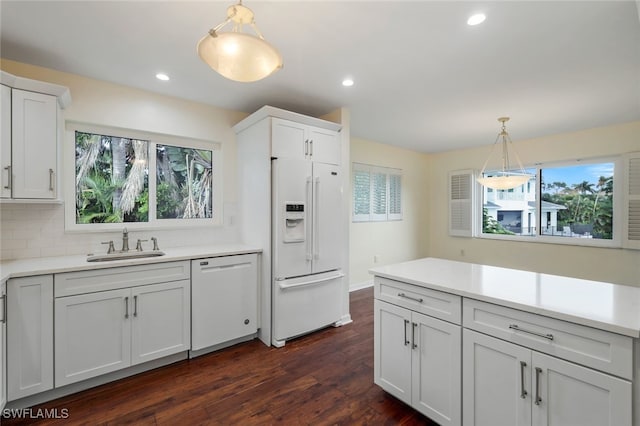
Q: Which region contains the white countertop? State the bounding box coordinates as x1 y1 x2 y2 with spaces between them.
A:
370 257 640 338
0 243 262 283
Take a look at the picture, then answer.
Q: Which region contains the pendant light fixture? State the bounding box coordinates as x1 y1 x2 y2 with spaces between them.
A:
197 1 283 83
476 117 533 190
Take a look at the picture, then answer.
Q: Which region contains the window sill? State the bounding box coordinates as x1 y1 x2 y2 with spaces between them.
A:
477 233 620 249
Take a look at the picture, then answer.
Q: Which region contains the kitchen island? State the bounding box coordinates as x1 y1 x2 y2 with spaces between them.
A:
370 257 640 426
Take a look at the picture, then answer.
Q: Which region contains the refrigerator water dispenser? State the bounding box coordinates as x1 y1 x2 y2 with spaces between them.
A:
283 203 305 243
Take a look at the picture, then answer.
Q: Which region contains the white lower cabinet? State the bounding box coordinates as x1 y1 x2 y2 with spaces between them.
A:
55 288 132 386
6 275 54 401
0 281 6 409
54 264 191 387
375 299 461 426
463 329 632 426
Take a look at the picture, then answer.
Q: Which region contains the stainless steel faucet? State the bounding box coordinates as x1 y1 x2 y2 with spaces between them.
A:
121 227 129 252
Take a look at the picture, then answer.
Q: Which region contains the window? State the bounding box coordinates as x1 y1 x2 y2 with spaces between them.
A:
479 159 621 246
66 124 221 230
352 163 402 222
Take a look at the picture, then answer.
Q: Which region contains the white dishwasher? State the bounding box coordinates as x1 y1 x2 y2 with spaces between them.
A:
190 253 258 355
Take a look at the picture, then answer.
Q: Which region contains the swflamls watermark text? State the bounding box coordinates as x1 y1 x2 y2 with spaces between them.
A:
2 408 69 419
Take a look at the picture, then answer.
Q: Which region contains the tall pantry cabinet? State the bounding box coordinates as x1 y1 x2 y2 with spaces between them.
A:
0 70 71 200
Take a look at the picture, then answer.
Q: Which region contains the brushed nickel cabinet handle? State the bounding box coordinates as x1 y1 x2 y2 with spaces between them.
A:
133 295 138 317
534 367 543 405
304 139 309 156
411 322 418 349
49 168 54 191
509 324 554 341
124 297 129 319
520 361 528 399
0 295 6 323
403 319 410 346
310 139 313 156
3 165 10 190
398 293 424 303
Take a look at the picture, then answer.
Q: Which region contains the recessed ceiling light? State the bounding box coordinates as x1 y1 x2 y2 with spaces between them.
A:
156 73 170 81
342 78 354 87
467 13 486 26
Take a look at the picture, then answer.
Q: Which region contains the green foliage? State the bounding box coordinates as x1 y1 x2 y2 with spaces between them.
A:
542 175 613 239
482 208 515 235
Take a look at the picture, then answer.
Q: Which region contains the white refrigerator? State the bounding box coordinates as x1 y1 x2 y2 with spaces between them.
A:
271 158 344 347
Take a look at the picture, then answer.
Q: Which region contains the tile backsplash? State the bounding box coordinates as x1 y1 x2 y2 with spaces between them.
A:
0 203 239 261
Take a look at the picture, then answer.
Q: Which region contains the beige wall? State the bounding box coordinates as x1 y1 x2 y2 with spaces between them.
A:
349 137 430 287
428 121 640 287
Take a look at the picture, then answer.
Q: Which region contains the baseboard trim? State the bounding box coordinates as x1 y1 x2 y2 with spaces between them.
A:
349 280 373 292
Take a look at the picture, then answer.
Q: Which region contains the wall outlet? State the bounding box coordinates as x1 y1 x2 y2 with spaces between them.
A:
374 255 380 263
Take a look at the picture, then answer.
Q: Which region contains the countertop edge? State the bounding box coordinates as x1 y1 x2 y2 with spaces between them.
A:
370 264 640 339
0 244 263 283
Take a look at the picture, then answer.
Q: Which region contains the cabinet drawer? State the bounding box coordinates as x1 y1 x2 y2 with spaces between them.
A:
55 261 190 297
374 277 461 325
463 298 633 379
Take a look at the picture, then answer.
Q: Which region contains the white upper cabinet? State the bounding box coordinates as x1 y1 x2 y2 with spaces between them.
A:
11 89 58 199
0 71 70 201
271 117 341 165
1 85 11 199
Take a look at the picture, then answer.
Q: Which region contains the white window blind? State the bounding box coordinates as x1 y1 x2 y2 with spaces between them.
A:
624 153 640 249
353 168 371 220
352 163 403 222
389 174 402 220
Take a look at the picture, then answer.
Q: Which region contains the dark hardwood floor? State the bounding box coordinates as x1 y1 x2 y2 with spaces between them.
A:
3 288 437 425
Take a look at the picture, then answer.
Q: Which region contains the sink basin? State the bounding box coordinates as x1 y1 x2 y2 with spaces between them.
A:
86 250 166 262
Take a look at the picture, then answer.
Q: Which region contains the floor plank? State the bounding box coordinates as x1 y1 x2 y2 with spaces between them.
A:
2 287 438 425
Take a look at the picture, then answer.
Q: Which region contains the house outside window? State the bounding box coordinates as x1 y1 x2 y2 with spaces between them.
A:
480 159 620 246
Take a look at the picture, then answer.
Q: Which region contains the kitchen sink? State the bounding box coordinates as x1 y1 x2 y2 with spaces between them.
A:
86 250 166 262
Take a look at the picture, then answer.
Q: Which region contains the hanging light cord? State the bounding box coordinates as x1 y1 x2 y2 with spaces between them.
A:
479 118 528 177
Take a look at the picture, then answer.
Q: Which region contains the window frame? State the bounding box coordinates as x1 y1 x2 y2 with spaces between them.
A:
476 156 623 248
64 122 223 232
352 162 403 223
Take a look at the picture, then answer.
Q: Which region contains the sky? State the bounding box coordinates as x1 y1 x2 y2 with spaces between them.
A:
541 163 614 187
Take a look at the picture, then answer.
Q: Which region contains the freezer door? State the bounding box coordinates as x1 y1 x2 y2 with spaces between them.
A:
272 270 344 345
272 158 313 278
311 162 344 274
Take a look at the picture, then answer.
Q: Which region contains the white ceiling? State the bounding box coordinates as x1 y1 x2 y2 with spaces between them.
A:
1 1 639 153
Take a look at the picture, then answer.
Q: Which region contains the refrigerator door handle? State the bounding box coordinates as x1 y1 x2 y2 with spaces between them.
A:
276 271 344 289
306 176 313 261
313 176 320 260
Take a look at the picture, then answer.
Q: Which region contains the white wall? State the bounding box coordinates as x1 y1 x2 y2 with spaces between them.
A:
428 121 640 287
0 59 247 260
349 137 430 288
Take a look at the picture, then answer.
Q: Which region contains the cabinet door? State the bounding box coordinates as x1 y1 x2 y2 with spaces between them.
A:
11 89 57 199
463 329 531 426
308 126 340 165
1 84 11 199
412 312 461 426
191 254 258 350
374 299 412 405
0 282 6 409
271 118 307 160
55 288 131 387
531 352 631 426
7 275 54 400
131 280 190 365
